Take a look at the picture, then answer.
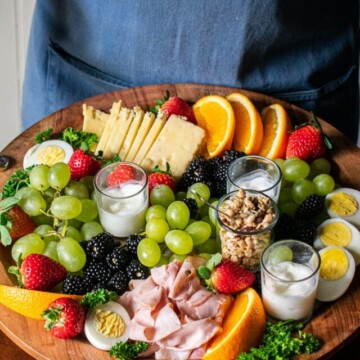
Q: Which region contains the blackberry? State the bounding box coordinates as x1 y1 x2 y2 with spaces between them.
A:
83 259 113 284
212 180 227 198
274 214 294 241
106 246 132 271
62 275 92 295
178 156 211 190
86 232 116 259
109 270 129 295
126 234 144 257
296 194 325 219
291 219 317 244
126 259 149 280
183 198 198 218
213 161 227 182
223 150 246 165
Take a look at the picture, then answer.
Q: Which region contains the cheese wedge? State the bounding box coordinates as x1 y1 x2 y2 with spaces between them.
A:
95 101 122 155
141 115 205 178
82 104 110 138
133 112 167 165
119 106 144 160
103 107 133 159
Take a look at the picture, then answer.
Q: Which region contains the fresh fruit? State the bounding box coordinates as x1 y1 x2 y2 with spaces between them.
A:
165 229 193 255
313 173 335 196
11 233 45 261
192 95 235 158
258 103 292 159
0 284 82 320
86 232 116 260
9 253 67 291
50 195 83 220
295 194 325 219
286 114 332 162
137 237 162 267
148 164 176 193
42 297 85 339
226 92 264 154
150 184 175 208
282 157 310 182
57 237 87 272
202 288 266 360
160 96 197 124
48 162 71 190
166 201 190 229
106 163 136 186
68 149 100 180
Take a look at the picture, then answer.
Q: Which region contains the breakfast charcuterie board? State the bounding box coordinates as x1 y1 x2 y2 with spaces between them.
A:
0 83 359 359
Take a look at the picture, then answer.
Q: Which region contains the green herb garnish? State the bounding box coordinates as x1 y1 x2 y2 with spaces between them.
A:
238 320 321 360
109 341 148 360
35 128 53 143
148 90 170 115
80 288 118 309
1 167 33 198
60 127 98 151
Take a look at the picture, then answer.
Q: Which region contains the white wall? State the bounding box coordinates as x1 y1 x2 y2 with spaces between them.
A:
0 0 35 151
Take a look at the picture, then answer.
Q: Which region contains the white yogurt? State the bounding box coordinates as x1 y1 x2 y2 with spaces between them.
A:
261 261 318 321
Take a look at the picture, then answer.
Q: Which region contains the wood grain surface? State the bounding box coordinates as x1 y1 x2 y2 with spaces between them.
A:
0 84 359 360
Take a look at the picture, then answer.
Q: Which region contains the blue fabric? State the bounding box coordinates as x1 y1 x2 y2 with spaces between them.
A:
22 0 359 142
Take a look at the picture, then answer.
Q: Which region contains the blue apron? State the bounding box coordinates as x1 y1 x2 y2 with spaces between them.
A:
22 0 359 142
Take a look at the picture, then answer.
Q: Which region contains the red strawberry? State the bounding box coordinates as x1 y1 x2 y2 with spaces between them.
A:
286 114 332 162
107 163 136 186
9 253 67 291
161 96 197 124
148 164 176 193
0 197 36 246
68 149 100 180
42 297 85 339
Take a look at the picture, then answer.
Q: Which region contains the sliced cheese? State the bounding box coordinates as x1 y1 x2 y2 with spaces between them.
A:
82 104 110 138
119 106 144 160
102 107 133 159
141 115 205 178
95 101 122 155
133 112 167 165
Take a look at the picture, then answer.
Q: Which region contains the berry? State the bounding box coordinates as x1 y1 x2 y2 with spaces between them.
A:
86 232 116 259
148 164 176 193
126 259 149 280
161 96 197 124
9 253 67 291
213 161 227 182
295 194 325 219
179 156 211 190
62 275 92 295
83 260 113 284
223 150 246 165
106 246 132 271
274 214 294 241
68 149 100 180
182 198 198 219
291 219 317 244
126 234 144 256
108 270 129 295
107 164 136 186
42 298 85 339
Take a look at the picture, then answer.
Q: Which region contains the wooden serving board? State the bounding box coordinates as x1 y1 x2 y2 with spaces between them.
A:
0 84 359 360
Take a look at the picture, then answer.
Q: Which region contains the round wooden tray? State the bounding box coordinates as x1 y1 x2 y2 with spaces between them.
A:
0 84 359 359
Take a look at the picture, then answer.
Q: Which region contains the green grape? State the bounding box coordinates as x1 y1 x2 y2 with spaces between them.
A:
16 186 40 199
282 158 310 182
145 204 167 221
19 191 47 216
165 229 193 255
50 195 82 220
75 199 98 222
29 165 50 191
44 187 57 198
312 174 335 196
196 237 219 254
185 221 211 246
198 253 212 261
48 162 71 190
58 225 83 242
273 158 285 169
65 218 83 229
43 240 60 262
137 238 161 267
169 254 187 262
145 217 170 243
291 178 315 204
64 181 90 199
268 245 293 264
201 216 217 237
197 203 209 217
57 237 86 272
11 233 45 261
279 202 298 217
81 221 104 240
154 254 169 267
150 185 175 208
166 201 190 229
309 158 331 179
34 224 54 237
31 212 53 226
175 191 187 201
186 183 211 208
278 187 293 205
79 175 95 193
208 200 218 225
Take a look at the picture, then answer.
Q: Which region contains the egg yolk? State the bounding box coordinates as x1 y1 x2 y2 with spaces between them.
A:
320 248 348 280
328 192 358 217
320 222 351 247
37 145 66 166
94 309 126 338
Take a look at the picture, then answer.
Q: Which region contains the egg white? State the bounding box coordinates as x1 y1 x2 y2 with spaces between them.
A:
84 301 131 350
316 246 355 302
23 139 74 169
325 187 360 229
314 218 360 265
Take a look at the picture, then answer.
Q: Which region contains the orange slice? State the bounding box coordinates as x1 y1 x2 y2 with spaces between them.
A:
226 92 263 155
258 104 292 159
192 95 235 158
203 288 266 360
0 285 83 320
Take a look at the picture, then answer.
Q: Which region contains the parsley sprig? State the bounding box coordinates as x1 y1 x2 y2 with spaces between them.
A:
60 127 98 151
109 341 148 360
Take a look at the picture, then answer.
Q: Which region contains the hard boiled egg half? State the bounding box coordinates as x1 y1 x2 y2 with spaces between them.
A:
314 218 360 265
325 188 360 229
23 140 73 169
316 246 355 302
84 301 131 350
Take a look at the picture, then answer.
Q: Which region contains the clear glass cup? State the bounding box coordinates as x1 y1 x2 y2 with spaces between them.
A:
227 155 282 202
216 189 279 271
261 239 321 322
94 161 148 237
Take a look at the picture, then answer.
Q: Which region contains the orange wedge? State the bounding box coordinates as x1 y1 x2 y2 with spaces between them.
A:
0 285 83 320
193 95 235 158
226 92 263 155
203 288 266 360
258 104 292 159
